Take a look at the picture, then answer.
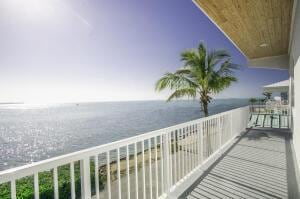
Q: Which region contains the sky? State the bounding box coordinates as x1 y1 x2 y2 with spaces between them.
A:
0 0 289 103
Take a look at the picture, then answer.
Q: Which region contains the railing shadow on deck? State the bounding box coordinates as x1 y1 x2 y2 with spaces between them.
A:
180 128 300 199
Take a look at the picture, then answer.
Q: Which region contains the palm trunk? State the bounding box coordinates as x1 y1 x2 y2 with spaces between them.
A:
201 100 211 154
203 101 209 117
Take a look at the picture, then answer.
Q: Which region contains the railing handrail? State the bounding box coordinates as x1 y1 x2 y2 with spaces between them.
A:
250 104 290 107
0 106 249 183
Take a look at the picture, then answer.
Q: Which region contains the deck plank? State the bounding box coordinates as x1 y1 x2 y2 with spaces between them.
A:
181 129 299 199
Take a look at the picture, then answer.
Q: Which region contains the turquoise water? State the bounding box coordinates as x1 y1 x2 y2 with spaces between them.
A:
0 99 248 171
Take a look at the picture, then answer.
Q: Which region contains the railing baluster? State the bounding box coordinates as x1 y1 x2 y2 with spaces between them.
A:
189 126 192 170
192 125 195 168
106 152 111 199
154 137 159 199
209 120 211 155
184 128 187 175
117 148 121 199
190 125 194 169
211 119 214 153
185 128 189 173
169 132 173 186
134 143 139 199
199 122 203 164
149 138 153 199
213 119 216 152
188 126 191 172
193 124 197 168
177 129 182 179
217 118 219 150
34 172 39 199
126 145 130 199
210 119 213 154
95 156 100 199
215 119 217 151
192 125 196 169
160 135 164 194
11 180 16 199
214 118 217 151
165 133 170 190
80 157 91 199
142 141 146 199
191 125 193 169
219 116 222 148
208 120 210 157
214 119 216 152
196 124 199 165
212 119 214 154
70 162 76 199
230 111 233 136
203 121 205 158
205 120 208 157
53 167 59 199
180 129 184 178
173 131 177 182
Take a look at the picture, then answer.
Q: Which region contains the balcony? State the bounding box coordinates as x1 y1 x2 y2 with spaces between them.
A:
0 106 299 199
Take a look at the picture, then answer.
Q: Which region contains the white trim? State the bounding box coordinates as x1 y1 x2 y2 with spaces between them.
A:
248 54 289 70
191 0 248 59
263 79 290 88
289 0 298 54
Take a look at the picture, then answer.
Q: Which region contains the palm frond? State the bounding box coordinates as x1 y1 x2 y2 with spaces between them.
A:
167 88 197 101
197 43 207 61
155 71 198 92
207 49 230 67
217 60 240 76
209 75 237 93
174 68 192 75
181 50 200 68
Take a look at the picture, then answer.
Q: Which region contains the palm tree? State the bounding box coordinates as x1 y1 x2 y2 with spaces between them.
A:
155 42 239 117
263 92 272 101
249 98 257 105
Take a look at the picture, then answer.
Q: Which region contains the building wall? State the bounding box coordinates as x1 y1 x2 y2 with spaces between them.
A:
290 0 300 173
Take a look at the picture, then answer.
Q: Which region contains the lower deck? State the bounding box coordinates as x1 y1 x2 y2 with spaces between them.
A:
181 129 299 199
249 114 290 129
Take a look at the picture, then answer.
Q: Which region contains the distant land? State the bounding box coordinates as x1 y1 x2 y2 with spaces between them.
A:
0 102 24 105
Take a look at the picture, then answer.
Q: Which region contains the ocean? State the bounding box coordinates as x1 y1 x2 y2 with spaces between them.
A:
0 99 248 171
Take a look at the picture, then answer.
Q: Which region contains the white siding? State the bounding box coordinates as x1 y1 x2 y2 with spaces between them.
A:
289 0 300 175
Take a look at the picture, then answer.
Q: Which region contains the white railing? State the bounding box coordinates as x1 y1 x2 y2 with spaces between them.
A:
249 104 290 115
0 106 249 199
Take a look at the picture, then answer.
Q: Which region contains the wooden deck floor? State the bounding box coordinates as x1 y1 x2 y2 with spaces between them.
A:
181 129 299 199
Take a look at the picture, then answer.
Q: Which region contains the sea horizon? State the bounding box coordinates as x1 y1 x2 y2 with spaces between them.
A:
0 97 250 105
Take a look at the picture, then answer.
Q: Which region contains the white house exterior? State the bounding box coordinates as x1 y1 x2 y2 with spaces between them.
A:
289 0 300 176
263 79 289 93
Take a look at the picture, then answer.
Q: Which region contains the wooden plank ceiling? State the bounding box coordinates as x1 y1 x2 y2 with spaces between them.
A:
194 0 293 59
